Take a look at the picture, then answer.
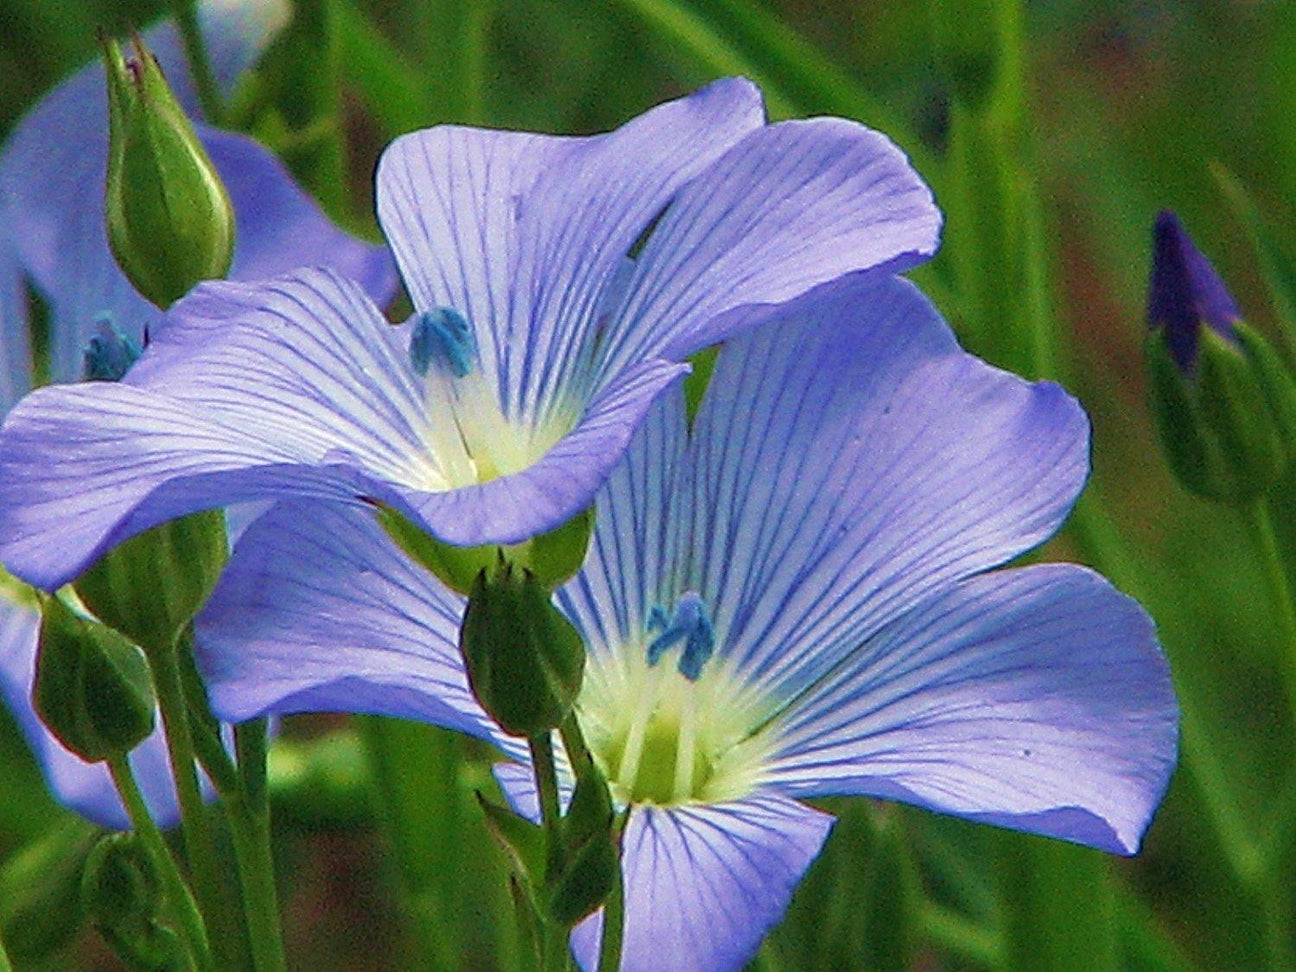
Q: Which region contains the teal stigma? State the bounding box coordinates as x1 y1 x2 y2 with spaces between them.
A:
82 315 142 382
409 307 477 378
646 592 715 682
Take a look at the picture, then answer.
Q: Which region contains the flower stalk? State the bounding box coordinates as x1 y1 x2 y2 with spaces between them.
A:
106 753 214 971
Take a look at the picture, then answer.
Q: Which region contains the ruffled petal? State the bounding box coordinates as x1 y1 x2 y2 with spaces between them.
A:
763 564 1178 854
600 118 941 377
0 594 186 830
570 795 833 972
375 78 763 421
677 275 1089 702
194 501 508 747
0 270 425 589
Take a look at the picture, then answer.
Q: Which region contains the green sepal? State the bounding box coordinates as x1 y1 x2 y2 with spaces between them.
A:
459 559 585 737
544 828 618 928
103 32 236 309
1145 327 1290 502
1234 320 1296 449
0 820 98 962
81 836 186 971
81 833 163 931
73 511 228 655
476 790 545 886
1197 326 1286 493
378 504 594 596
34 596 156 762
561 746 614 855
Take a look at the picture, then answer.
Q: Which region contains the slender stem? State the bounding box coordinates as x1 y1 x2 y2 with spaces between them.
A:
0 927 12 972
596 812 628 972
149 642 233 962
171 1 225 125
1251 499 1296 728
226 719 287 972
107 756 214 972
529 733 570 972
530 733 563 868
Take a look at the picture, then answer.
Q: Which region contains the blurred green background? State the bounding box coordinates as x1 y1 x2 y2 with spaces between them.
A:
0 0 1293 968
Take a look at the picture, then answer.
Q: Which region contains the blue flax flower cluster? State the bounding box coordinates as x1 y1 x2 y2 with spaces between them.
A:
0 46 1177 971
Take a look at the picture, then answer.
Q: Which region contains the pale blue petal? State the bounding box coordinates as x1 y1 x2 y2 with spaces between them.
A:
762 565 1177 854
375 78 763 423
556 383 687 665
0 595 187 830
569 796 833 972
599 119 942 379
194 501 512 750
678 275 1089 702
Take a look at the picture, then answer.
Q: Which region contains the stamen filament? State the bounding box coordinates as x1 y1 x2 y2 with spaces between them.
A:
617 662 668 790
673 686 698 802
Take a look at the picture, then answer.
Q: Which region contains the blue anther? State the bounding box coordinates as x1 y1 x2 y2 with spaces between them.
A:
409 307 477 378
82 315 142 382
645 591 714 682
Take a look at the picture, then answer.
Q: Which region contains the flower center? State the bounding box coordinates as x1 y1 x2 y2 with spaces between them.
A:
408 308 571 490
576 593 774 807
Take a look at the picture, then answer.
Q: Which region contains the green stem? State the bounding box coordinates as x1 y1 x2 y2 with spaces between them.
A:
529 734 563 868
150 642 234 963
528 734 569 971
0 927 12 972
171 1 225 125
226 719 287 972
596 816 627 972
1251 499 1296 727
107 756 214 972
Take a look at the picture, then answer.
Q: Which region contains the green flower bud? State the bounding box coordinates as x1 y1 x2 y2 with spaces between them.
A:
103 32 235 308
34 596 156 763
82 834 184 971
379 505 593 596
81 833 163 930
459 558 585 737
73 511 228 655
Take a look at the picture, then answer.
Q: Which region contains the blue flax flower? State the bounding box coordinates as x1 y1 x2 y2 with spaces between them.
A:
193 274 1178 970
0 77 940 591
0 0 393 829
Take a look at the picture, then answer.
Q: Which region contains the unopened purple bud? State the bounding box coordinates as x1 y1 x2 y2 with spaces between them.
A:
1147 211 1240 373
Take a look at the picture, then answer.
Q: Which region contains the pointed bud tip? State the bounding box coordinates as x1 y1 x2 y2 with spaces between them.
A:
1148 210 1241 373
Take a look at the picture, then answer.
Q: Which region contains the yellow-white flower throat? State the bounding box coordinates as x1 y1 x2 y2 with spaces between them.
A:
575 593 776 808
408 308 572 490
